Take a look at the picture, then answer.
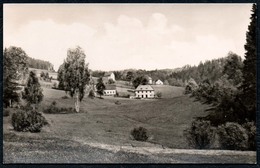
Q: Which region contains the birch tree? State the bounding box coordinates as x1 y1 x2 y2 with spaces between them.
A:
63 46 90 112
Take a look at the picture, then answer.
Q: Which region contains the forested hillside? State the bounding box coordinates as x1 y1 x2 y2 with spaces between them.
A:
27 57 54 71
89 53 240 87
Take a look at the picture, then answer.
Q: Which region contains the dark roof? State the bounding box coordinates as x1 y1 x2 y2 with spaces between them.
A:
135 85 154 91
104 84 116 90
104 72 113 77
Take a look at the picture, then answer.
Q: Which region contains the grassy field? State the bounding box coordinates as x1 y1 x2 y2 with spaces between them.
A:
151 85 184 98
5 87 208 149
4 87 256 163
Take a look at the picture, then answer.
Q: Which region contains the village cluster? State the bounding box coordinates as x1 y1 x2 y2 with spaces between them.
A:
33 71 165 99
88 72 164 98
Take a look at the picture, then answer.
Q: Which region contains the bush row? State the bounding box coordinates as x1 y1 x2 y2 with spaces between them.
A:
43 101 76 114
184 120 256 151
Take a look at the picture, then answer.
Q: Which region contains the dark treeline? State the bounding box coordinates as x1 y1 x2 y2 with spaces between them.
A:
90 54 233 87
168 57 228 86
27 57 54 71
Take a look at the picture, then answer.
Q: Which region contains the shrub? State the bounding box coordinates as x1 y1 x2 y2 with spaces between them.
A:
185 78 198 94
243 121 256 151
108 79 115 84
43 102 76 114
52 82 57 89
88 89 95 99
11 109 48 133
61 95 69 99
184 120 215 149
155 92 162 98
217 122 248 150
131 126 148 141
51 101 57 106
115 101 121 105
3 108 10 117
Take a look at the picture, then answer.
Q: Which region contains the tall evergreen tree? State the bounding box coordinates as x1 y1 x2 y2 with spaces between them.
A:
22 71 44 109
96 77 106 98
240 4 257 121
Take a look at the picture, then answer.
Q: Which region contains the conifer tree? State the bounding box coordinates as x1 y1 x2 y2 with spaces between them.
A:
96 77 106 98
240 4 257 121
22 71 44 109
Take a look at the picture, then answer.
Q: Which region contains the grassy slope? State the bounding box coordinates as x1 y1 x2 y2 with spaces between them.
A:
152 85 184 98
27 87 207 148
3 87 256 163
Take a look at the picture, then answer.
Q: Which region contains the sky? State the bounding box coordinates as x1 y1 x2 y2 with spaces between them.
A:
4 4 253 71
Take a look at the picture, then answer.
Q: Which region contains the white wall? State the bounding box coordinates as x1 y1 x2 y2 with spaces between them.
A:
104 90 116 96
135 90 154 98
109 73 116 81
156 80 163 85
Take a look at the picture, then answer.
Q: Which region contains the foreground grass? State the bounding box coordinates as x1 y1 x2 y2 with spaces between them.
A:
3 88 256 163
3 131 256 163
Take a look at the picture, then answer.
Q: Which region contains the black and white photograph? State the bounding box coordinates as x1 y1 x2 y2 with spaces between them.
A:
3 3 257 163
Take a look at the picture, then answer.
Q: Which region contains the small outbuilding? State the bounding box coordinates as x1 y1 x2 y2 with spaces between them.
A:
155 79 164 85
103 84 117 96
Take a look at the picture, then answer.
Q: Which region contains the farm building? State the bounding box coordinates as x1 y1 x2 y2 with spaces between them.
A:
155 79 164 85
103 84 117 96
135 85 155 98
103 72 116 84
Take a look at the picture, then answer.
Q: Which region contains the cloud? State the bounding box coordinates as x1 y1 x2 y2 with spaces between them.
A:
4 19 97 71
86 13 187 70
4 12 244 71
167 35 236 67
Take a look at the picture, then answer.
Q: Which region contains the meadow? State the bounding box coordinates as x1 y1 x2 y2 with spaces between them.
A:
3 85 256 163
5 85 210 149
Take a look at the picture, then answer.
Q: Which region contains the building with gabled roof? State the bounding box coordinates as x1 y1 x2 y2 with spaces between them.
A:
103 72 115 84
103 84 117 96
155 79 164 85
135 85 155 98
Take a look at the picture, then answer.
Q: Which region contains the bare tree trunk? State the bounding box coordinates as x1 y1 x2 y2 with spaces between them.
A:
75 89 80 113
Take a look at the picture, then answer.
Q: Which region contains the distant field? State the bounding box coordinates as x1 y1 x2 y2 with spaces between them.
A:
152 85 184 98
114 80 184 99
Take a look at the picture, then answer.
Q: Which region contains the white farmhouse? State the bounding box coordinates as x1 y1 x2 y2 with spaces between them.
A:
155 79 164 85
103 72 116 82
135 85 155 98
103 85 117 96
